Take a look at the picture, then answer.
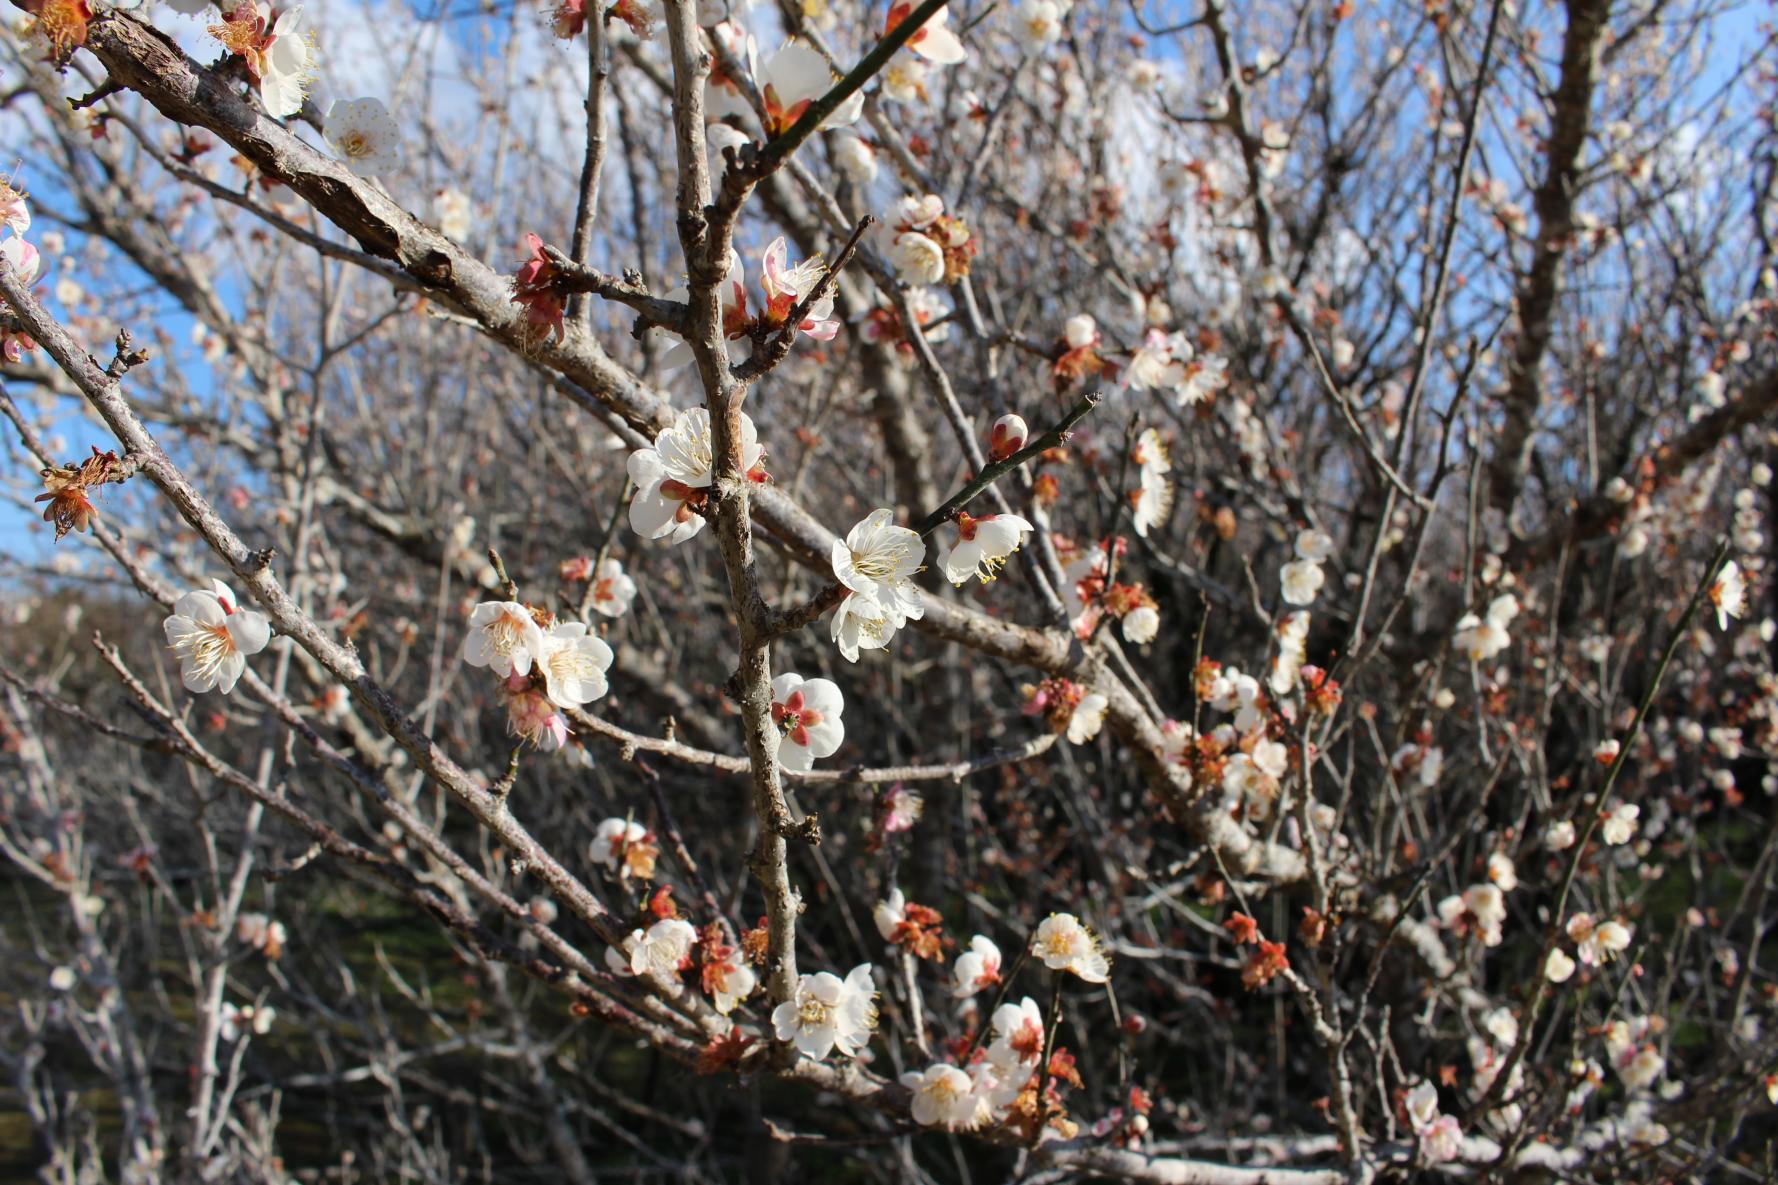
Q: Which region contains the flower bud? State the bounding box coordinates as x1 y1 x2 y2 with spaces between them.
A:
989 413 1028 462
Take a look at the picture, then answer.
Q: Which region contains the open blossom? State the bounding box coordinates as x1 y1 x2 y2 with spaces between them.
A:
988 996 1045 1068
772 964 877 1059
832 590 901 663
629 408 765 545
1032 912 1110 982
1280 559 1325 606
164 580 272 695
1600 800 1639 845
1453 593 1519 662
888 230 946 284
237 912 287 958
1545 947 1577 983
325 98 402 176
462 601 545 677
938 511 1032 585
627 917 698 985
590 818 658 879
587 558 638 618
208 1 314 119
1125 328 1187 391
770 673 845 770
1437 883 1506 946
952 934 1002 996
1419 1114 1462 1163
1014 0 1064 47
218 1001 276 1042
902 1064 984 1129
1068 690 1108 743
1545 819 1577 850
880 785 924 834
1130 429 1174 537
833 509 925 622
757 236 842 340
1568 913 1631 965
535 622 614 708
831 132 878 183
1710 560 1747 630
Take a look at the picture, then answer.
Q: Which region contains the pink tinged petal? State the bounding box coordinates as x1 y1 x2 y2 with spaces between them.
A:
911 19 967 63
762 237 789 298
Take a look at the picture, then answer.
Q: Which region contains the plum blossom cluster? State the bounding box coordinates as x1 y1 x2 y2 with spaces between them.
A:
1279 528 1332 607
461 599 614 752
589 818 659 880
236 912 287 959
560 556 638 619
1453 592 1520 663
873 888 951 961
200 0 317 119
657 238 841 369
1404 1081 1464 1164
1057 536 1162 644
1128 427 1174 539
880 193 975 286
1122 327 1229 406
830 508 925 661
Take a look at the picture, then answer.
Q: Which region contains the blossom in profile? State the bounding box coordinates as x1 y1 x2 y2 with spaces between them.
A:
770 672 845 770
462 601 545 678
587 558 638 618
938 512 1032 585
590 818 658 879
760 43 864 136
757 236 841 339
164 580 272 694
901 1063 984 1129
831 590 900 663
1 235 40 284
325 98 403 176
1710 560 1747 630
1453 593 1519 662
952 934 1002 997
629 407 765 545
1032 912 1110 983
1599 800 1639 846
499 676 568 750
772 964 878 1059
885 0 967 63
1130 429 1174 538
535 622 614 708
512 233 567 342
701 935 757 1014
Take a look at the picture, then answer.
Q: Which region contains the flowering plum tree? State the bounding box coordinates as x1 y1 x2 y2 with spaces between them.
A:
0 0 1776 1178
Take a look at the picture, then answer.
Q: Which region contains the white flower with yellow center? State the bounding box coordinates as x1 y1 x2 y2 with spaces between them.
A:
163 579 271 695
901 1064 986 1129
772 964 878 1059
937 511 1032 585
462 600 545 677
325 98 402 177
1031 912 1110 983
831 591 899 663
832 508 925 621
628 407 764 544
536 622 614 708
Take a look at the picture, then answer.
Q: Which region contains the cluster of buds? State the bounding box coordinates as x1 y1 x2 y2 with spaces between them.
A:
1225 912 1289 989
857 287 950 366
37 447 134 541
552 0 657 40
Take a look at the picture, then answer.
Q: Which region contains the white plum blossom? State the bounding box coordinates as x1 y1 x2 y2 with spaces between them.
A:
888 230 946 284
1125 328 1187 391
462 601 545 678
1280 559 1325 606
1032 912 1110 982
938 512 1032 584
952 934 1002 996
706 948 757 1014
1419 1115 1462 1163
833 509 925 623
772 964 878 1059
589 818 656 879
873 887 908 942
1 236 41 283
1453 593 1520 662
48 966 76 992
831 590 902 663
1064 314 1098 349
588 558 638 618
1123 604 1160 644
1295 529 1334 561
626 917 698 986
433 187 473 241
1067 691 1108 744
1404 1081 1440 1132
628 408 764 545
1014 0 1063 47
1545 819 1577 850
536 622 614 709
1569 913 1632 966
218 1001 276 1042
1130 428 1174 538
164 580 272 695
1710 560 1747 630
901 1064 984 1129
1600 801 1639 846
1545 948 1577 983
325 98 402 176
892 0 968 63
770 672 845 770
831 132 878 183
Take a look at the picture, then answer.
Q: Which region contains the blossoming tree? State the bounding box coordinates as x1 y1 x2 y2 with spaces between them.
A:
1 0 1776 1178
